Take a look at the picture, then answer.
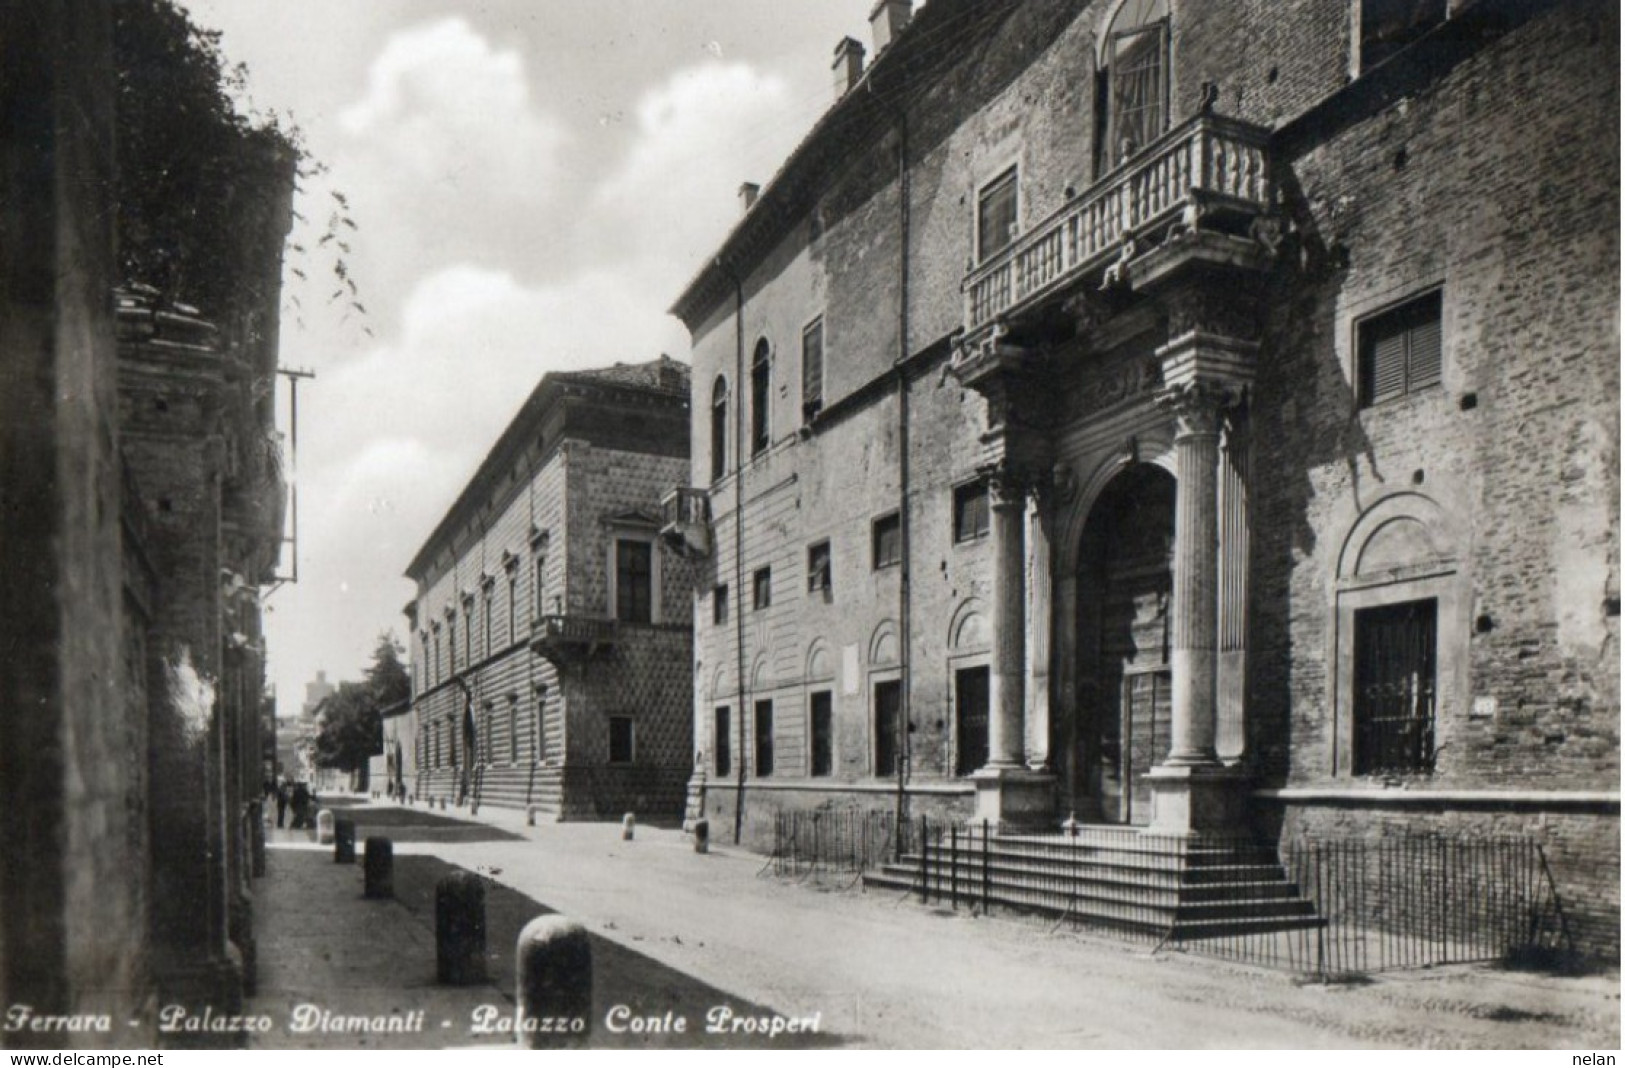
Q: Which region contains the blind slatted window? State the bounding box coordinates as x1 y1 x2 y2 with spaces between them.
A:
802 317 824 416
1358 290 1443 408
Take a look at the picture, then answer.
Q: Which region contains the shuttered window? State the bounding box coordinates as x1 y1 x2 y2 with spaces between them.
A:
977 168 1018 262
802 316 824 417
1358 289 1442 408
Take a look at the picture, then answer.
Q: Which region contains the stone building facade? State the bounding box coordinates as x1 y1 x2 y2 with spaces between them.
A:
405 357 697 821
668 0 1618 956
0 0 292 1043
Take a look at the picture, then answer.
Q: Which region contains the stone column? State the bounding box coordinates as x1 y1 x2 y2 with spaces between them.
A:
1024 496 1052 772
1162 380 1228 767
987 471 1026 768
1216 415 1250 762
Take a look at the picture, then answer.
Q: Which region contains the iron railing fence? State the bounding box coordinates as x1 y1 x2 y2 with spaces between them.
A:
770 812 1576 978
769 808 902 885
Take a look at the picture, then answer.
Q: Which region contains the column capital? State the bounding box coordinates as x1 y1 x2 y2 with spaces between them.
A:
984 461 1050 509
1156 378 1237 439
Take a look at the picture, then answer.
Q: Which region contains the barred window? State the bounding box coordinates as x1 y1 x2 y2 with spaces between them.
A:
872 512 901 569
953 479 990 544
1353 599 1437 775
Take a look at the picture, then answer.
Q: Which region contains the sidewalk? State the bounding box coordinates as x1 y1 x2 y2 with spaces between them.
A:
248 801 842 1049
248 796 1620 1049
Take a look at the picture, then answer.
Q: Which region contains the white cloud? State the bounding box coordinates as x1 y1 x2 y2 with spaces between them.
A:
340 17 565 202
593 62 798 295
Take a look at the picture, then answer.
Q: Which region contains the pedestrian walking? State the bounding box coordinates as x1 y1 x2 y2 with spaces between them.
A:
290 781 310 829
275 779 289 828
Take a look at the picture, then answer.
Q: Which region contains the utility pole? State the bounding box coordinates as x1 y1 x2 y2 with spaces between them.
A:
271 366 316 589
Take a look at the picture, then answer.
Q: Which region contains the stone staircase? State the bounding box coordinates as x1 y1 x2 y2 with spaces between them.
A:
862 824 1323 941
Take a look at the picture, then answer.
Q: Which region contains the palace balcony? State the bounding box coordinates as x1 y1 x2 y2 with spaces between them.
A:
530 614 618 662
659 486 712 559
962 112 1273 345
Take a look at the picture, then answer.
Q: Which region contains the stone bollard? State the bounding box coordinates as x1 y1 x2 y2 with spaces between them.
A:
316 809 335 845
526 806 536 827
436 871 487 984
516 916 592 1048
334 819 356 864
621 813 635 841
364 837 394 899
693 818 709 854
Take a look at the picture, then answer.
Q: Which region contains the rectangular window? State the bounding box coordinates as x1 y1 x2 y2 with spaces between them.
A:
507 574 518 645
751 343 771 456
873 679 901 777
609 716 635 764
447 618 457 674
1358 289 1442 408
711 380 728 481
977 167 1018 262
533 553 548 619
1360 0 1447 71
1353 599 1437 775
508 697 518 763
615 539 654 623
809 691 833 777
1107 21 1168 167
713 583 729 626
754 700 774 777
714 706 731 777
954 479 990 544
807 540 832 594
801 316 824 418
954 666 990 777
464 606 473 667
534 684 547 763
753 566 772 611
872 512 901 569
483 591 493 658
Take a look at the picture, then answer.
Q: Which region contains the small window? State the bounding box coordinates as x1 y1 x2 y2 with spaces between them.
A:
754 699 774 777
873 679 902 777
1360 0 1447 71
713 583 729 626
807 540 832 594
809 691 833 777
872 512 901 569
714 706 732 777
615 539 654 623
609 716 636 764
1358 289 1442 408
711 376 729 481
751 339 771 456
977 167 1019 262
953 479 991 544
753 567 772 611
802 316 825 418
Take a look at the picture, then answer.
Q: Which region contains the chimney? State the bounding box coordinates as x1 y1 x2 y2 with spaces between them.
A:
869 0 912 54
738 182 761 213
832 36 866 98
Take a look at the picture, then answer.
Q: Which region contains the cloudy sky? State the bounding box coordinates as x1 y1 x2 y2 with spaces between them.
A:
178 1 882 712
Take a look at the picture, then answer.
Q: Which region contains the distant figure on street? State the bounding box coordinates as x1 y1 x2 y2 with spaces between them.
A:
290 781 311 829
275 780 290 828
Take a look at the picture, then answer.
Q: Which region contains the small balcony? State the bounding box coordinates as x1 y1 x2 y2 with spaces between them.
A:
659 486 712 559
530 614 618 662
962 112 1273 342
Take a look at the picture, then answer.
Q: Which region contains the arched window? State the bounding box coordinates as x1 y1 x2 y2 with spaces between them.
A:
710 375 729 480
1097 0 1170 174
750 339 771 456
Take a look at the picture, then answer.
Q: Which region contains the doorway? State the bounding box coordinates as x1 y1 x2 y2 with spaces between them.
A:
1069 464 1175 824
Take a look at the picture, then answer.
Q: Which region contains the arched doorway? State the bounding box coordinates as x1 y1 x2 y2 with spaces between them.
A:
1071 463 1175 824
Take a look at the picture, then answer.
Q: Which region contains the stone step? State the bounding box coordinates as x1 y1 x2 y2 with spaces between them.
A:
902 844 1289 886
862 866 1322 936
891 855 1307 903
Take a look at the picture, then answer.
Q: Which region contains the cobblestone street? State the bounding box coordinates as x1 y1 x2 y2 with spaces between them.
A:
249 798 1620 1049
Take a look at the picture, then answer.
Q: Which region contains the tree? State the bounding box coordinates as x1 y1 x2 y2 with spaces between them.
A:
313 633 408 774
